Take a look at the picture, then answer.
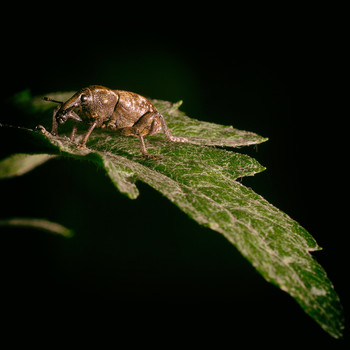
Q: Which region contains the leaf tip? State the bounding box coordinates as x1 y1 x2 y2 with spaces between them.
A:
173 100 183 107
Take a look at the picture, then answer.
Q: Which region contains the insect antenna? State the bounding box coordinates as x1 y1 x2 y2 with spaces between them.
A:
42 96 63 104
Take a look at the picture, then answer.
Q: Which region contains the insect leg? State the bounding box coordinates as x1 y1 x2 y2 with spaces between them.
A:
131 112 161 136
159 114 188 143
70 122 78 141
118 127 152 157
117 112 158 156
65 110 82 141
51 105 61 135
136 132 148 157
136 131 162 159
79 121 98 148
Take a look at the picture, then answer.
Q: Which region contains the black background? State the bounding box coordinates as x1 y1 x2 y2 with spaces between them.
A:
0 5 348 347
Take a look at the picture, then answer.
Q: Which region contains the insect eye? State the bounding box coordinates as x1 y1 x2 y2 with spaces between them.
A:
81 94 88 102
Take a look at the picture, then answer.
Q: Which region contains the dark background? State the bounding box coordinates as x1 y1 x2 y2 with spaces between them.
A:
0 5 348 347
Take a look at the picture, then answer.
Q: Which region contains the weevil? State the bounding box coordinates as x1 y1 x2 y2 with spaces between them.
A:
42 85 188 158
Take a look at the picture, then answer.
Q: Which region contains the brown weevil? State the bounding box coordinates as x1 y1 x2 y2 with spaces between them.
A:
42 85 188 158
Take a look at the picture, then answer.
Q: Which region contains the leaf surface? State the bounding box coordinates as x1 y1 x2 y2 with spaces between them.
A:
0 90 344 338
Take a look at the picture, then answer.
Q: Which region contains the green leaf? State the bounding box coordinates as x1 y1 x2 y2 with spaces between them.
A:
153 99 268 147
0 217 74 237
1 90 344 338
0 153 55 179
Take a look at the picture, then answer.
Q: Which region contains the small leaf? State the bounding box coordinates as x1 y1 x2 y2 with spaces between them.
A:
0 217 74 237
0 153 55 179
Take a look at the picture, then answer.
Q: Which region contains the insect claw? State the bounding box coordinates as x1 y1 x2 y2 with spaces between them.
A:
77 143 87 150
143 154 163 160
35 125 51 137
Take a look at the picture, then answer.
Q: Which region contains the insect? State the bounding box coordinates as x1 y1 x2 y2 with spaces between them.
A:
42 85 188 158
